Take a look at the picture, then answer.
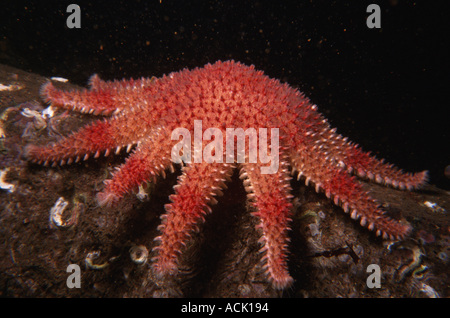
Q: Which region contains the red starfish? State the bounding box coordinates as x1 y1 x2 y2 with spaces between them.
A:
25 60 427 289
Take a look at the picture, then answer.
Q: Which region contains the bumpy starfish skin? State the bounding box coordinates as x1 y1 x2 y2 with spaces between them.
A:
25 60 427 289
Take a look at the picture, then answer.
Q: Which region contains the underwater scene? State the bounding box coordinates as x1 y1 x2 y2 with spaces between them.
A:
0 0 448 303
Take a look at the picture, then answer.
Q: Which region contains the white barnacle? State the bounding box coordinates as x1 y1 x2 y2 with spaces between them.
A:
418 282 440 298
424 201 437 209
20 108 39 118
423 201 446 213
20 108 47 130
0 83 22 92
85 251 109 270
42 106 55 119
49 197 69 228
129 245 149 265
50 76 69 83
0 168 15 193
136 184 149 201
49 197 81 229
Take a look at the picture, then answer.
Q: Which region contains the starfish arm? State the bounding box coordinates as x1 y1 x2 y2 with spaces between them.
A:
41 75 160 116
338 142 428 190
25 119 120 166
291 148 412 240
290 108 428 191
323 169 412 240
41 82 121 115
152 162 234 277
96 130 174 206
25 109 159 167
88 74 156 92
239 160 294 289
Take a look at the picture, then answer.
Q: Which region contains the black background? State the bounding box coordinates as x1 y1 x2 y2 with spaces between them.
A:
1 0 448 189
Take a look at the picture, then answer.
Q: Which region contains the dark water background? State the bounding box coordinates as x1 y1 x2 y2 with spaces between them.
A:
1 0 448 189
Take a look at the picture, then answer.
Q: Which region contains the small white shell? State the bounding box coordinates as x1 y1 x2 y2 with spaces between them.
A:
49 197 69 228
0 168 15 193
0 83 22 91
85 251 109 270
49 197 81 229
42 106 55 119
136 184 149 201
50 77 69 83
129 245 149 265
20 108 47 130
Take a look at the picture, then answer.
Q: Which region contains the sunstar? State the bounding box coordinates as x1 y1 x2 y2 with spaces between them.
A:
25 60 427 288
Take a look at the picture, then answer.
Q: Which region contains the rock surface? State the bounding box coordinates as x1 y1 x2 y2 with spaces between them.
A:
1 64 448 297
